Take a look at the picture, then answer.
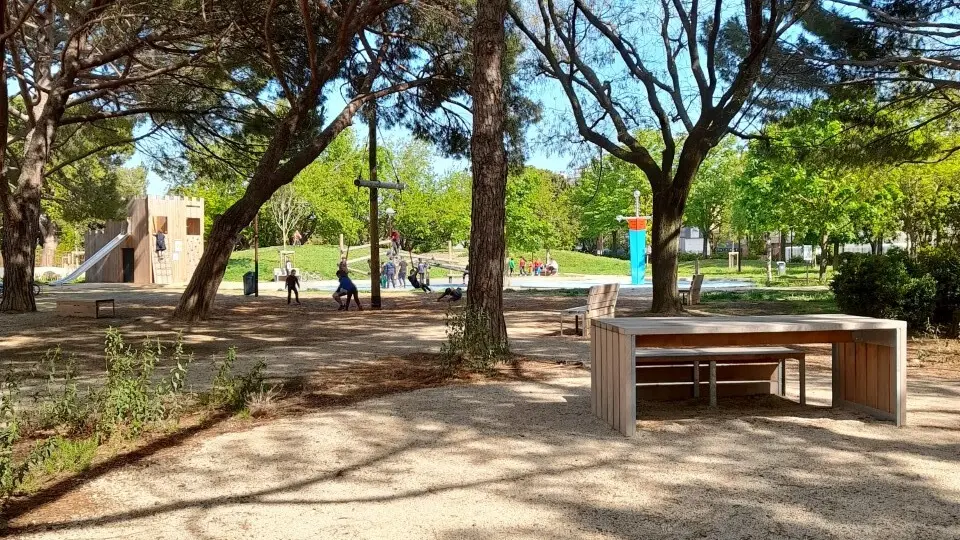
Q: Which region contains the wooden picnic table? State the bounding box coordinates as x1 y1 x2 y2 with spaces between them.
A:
590 315 907 436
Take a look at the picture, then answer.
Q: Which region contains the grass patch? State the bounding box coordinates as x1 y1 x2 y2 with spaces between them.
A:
225 245 836 285
226 244 462 282
226 244 343 282
699 289 838 315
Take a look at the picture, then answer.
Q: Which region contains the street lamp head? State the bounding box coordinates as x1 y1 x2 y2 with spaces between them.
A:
633 189 640 198
385 207 396 216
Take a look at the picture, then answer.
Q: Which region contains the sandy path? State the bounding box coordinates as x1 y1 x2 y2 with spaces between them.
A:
8 361 960 539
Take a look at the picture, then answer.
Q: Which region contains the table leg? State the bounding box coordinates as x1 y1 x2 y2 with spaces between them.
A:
693 361 700 398
799 357 806 406
779 360 786 396
709 361 717 407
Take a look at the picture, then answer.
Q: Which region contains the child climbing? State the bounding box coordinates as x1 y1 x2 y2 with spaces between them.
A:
154 231 167 260
285 269 301 305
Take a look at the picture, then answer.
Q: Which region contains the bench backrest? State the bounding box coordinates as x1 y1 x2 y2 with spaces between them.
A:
689 274 704 305
587 283 620 317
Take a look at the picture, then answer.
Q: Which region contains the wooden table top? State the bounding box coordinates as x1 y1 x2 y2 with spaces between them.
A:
592 314 905 335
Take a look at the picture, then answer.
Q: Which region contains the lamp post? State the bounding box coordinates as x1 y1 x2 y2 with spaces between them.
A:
633 189 641 218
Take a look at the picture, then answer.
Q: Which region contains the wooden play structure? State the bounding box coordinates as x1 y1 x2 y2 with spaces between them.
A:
54 196 205 286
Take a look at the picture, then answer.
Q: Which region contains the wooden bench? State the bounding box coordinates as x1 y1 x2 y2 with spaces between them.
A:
56 299 116 319
634 346 806 407
273 267 300 282
560 283 619 338
678 274 704 306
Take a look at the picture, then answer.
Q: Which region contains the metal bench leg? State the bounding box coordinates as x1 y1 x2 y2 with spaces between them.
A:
693 361 700 398
575 315 580 336
709 361 717 407
799 357 806 406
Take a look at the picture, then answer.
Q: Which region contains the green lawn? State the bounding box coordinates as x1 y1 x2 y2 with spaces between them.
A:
226 244 461 281
226 245 342 281
699 289 838 315
227 245 835 286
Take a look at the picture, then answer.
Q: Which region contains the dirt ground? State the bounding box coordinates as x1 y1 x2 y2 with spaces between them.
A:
2 285 960 538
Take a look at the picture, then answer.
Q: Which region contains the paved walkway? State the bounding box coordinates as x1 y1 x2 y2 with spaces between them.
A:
9 360 960 539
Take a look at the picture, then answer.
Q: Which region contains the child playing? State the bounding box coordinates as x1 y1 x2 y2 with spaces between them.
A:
285 269 301 305
437 287 463 302
409 270 431 292
334 269 363 311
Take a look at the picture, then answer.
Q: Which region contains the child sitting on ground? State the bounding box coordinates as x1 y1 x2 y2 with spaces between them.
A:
333 269 363 311
408 270 431 292
437 287 463 302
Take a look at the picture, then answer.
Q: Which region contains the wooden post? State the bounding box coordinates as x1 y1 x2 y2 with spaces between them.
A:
368 103 381 310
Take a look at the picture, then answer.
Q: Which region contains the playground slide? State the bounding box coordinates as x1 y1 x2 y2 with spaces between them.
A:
51 231 129 286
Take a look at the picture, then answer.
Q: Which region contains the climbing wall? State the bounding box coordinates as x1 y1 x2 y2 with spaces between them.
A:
152 253 173 285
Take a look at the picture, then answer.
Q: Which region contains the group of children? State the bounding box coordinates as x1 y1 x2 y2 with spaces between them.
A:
508 256 558 277
283 259 459 310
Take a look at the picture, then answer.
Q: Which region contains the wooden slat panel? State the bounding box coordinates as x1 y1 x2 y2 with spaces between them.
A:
619 333 632 434
599 327 607 425
603 332 616 426
877 345 892 413
636 330 854 348
865 344 878 409
610 334 623 432
855 343 868 404
843 343 856 401
590 328 598 416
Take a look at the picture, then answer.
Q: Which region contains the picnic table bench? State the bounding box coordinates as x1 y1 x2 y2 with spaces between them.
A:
591 315 907 436
635 346 806 407
559 283 619 338
57 298 116 318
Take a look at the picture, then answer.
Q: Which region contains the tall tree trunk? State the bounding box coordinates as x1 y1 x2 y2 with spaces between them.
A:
1 193 40 312
818 234 829 282
701 228 710 257
39 217 57 267
1 94 65 312
650 186 684 313
173 194 263 321
465 0 508 348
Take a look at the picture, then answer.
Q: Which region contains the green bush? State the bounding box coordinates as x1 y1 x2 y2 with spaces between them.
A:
208 348 266 412
830 254 936 330
914 246 960 326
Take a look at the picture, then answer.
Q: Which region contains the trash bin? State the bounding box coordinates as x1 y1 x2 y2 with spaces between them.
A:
243 271 256 296
776 261 786 276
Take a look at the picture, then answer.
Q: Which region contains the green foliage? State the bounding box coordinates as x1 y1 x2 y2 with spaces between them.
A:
440 307 510 373
830 254 936 330
34 348 90 435
505 167 578 252
381 140 472 252
208 348 266 413
913 246 960 326
571 153 651 249
684 139 743 250
98 330 167 438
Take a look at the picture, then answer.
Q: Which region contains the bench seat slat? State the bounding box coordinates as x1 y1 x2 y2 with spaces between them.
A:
635 346 803 358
